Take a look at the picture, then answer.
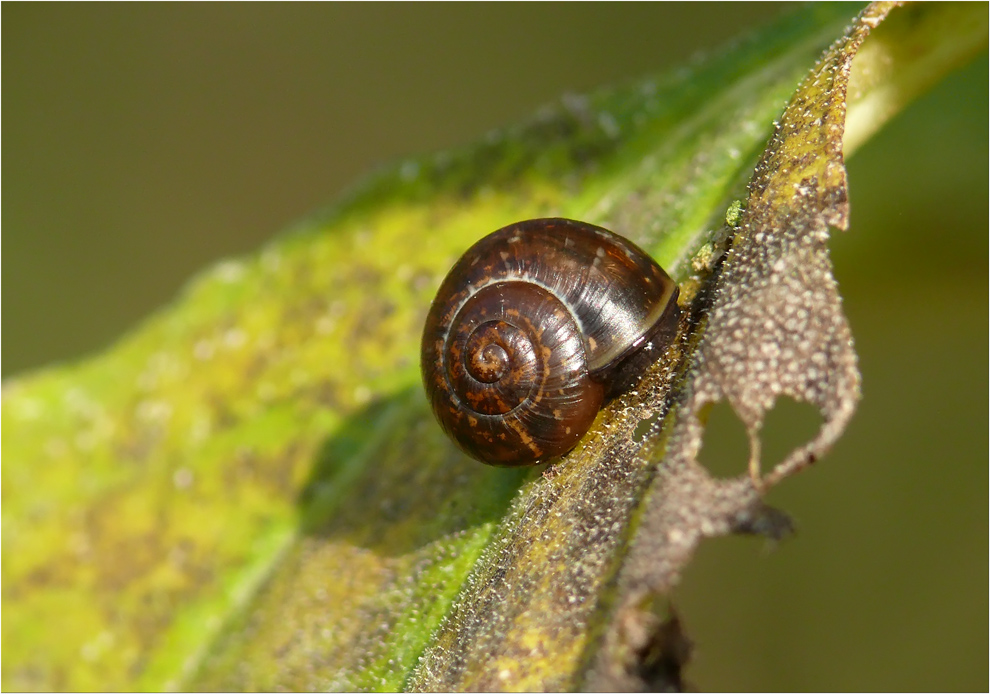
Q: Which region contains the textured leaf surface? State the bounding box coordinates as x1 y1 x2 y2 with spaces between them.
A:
2 3 984 691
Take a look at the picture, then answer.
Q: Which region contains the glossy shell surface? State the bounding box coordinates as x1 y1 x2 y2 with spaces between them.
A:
421 218 679 466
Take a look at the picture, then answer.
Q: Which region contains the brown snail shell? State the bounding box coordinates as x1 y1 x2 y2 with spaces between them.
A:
421 218 680 466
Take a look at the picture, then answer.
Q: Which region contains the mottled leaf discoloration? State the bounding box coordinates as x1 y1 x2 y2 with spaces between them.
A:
2 2 983 691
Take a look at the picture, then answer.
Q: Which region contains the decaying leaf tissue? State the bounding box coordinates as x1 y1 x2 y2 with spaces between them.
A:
585 4 893 690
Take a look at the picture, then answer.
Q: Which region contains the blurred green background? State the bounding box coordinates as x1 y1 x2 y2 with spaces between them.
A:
4 3 987 691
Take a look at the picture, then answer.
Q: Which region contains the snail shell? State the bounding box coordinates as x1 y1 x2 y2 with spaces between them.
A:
421 218 679 466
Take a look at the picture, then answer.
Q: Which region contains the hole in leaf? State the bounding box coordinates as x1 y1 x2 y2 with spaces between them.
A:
632 411 662 443
760 396 824 470
696 400 750 479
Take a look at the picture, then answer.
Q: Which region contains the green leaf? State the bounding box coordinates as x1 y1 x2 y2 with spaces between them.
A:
3 3 984 691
